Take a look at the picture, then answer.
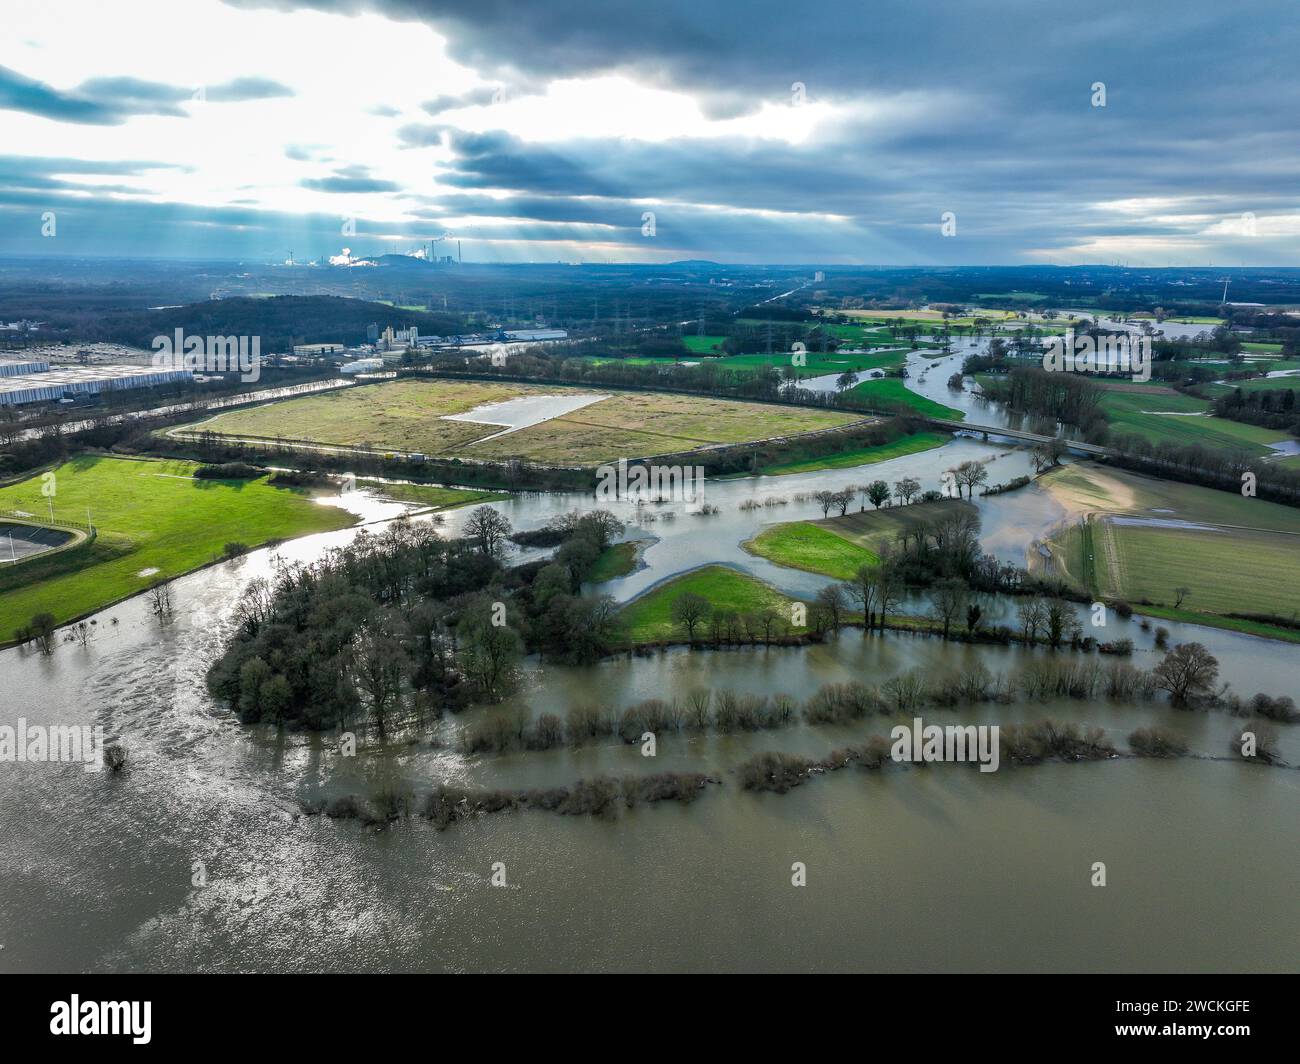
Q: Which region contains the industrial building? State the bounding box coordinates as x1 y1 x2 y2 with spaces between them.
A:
380 326 419 350
504 329 568 342
0 364 193 406
292 343 345 356
0 359 51 378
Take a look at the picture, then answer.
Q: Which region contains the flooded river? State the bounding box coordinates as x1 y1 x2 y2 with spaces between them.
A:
2 374 1297 973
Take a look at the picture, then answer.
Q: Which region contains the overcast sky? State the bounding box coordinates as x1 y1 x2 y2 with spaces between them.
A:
1 0 1297 265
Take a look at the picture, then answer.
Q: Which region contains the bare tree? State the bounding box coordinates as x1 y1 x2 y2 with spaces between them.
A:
1044 597 1079 648
1154 642 1219 705
931 578 969 640
845 564 878 633
149 581 174 621
756 606 784 645
29 612 57 654
1031 438 1066 473
671 592 711 644
233 575 275 635
351 614 406 735
1017 596 1047 644
893 476 921 505
463 505 512 558
954 460 989 498
813 584 847 633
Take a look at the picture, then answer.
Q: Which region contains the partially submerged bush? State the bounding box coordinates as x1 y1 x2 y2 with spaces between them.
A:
738 752 816 793
803 681 882 724
371 785 414 823
415 772 716 829
103 743 127 772
1230 724 1282 765
1128 726 1188 758
1249 693 1300 724
324 794 362 819
621 772 712 806
826 735 891 770
566 703 615 744
1001 720 1116 764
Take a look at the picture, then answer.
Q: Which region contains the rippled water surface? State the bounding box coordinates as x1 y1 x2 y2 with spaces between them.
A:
2 382 1298 973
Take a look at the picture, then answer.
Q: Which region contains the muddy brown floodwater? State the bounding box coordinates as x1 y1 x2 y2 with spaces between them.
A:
1 422 1296 973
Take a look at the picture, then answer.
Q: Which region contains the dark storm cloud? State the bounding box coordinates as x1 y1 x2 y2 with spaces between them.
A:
18 0 1299 260
225 0 1298 122
0 154 184 195
0 68 295 124
301 165 402 193
0 65 122 124
422 87 500 116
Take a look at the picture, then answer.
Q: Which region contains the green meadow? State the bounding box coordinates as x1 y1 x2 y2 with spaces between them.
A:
618 565 805 642
1040 463 1300 640
588 541 640 583
847 378 964 419
682 334 728 353
1099 390 1292 456
758 430 948 475
743 522 878 580
0 456 355 641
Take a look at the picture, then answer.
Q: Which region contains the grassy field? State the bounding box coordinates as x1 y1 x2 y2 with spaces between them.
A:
618 565 805 642
847 378 964 419
815 323 898 344
1099 390 1292 456
743 521 878 579
1091 520 1299 618
835 308 1071 333
1115 604 1300 644
0 456 355 641
682 335 727 354
635 346 908 376
1039 463 1300 636
759 430 948 475
192 379 538 454
1203 375 1300 398
715 349 910 375
974 291 1049 303
588 541 640 583
193 379 863 466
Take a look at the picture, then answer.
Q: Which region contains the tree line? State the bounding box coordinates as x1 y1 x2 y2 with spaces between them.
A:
206 506 630 731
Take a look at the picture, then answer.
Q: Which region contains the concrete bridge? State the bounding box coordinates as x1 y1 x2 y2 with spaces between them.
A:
925 418 1113 457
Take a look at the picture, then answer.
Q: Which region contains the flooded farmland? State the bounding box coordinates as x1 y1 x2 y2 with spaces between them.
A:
2 430 1297 973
